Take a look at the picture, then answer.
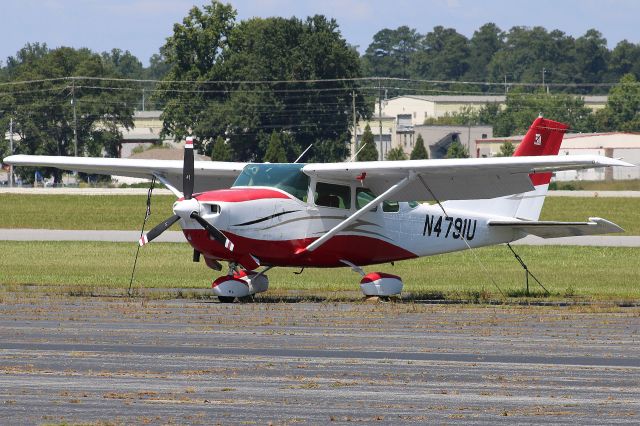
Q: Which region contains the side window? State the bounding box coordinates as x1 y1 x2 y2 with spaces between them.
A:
356 188 378 211
316 182 351 209
383 200 400 213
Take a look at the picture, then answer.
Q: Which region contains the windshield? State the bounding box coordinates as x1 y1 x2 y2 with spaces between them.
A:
232 163 309 201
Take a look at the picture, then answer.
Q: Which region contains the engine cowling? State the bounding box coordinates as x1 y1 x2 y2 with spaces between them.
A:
360 272 403 296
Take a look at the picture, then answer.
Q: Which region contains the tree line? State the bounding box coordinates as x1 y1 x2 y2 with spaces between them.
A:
363 24 640 91
1 0 640 181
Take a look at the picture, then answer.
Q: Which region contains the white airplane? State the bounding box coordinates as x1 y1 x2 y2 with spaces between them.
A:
4 116 634 302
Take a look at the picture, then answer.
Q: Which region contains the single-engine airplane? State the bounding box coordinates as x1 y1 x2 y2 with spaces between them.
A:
4 116 634 301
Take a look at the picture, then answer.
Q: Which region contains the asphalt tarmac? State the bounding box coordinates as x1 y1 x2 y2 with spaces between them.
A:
0 297 638 424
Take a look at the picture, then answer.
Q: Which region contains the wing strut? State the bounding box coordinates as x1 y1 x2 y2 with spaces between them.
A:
153 173 183 198
417 174 449 218
303 173 416 253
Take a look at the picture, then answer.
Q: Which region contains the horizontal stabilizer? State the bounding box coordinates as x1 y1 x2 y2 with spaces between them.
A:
488 217 624 238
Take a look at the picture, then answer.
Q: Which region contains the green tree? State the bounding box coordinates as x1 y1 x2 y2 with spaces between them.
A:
573 29 609 90
357 124 378 161
386 147 407 160
496 141 515 157
210 135 232 161
465 23 505 81
0 44 134 183
101 48 145 109
491 88 594 136
608 40 640 82
157 2 367 163
102 48 144 78
410 134 428 159
145 52 171 80
487 26 576 86
263 132 287 163
446 139 470 158
362 26 421 78
413 26 470 80
595 74 640 132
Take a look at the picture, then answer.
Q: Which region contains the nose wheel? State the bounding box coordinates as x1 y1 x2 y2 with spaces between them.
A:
212 265 271 303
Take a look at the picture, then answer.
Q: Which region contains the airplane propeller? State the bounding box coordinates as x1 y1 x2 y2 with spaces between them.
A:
136 137 259 270
138 214 180 246
182 136 194 200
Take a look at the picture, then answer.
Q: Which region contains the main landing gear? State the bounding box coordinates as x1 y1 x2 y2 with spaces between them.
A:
212 263 270 303
341 260 404 298
211 261 403 303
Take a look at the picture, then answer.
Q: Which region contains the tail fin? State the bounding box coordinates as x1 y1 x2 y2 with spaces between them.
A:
443 116 568 220
514 115 568 185
512 116 568 220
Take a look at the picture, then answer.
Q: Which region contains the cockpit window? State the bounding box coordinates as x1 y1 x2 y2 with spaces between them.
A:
232 163 309 201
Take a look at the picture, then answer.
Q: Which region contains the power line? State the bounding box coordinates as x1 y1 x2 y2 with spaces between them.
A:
0 75 637 89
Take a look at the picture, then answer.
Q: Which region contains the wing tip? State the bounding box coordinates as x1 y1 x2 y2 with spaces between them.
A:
588 217 625 234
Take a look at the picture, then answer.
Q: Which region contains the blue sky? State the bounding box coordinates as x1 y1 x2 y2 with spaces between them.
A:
2 0 640 66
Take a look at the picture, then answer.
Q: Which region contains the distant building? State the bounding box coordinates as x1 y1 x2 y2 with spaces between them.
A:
352 116 395 160
119 110 178 157
414 125 493 158
376 95 609 125
476 132 640 181
378 95 506 124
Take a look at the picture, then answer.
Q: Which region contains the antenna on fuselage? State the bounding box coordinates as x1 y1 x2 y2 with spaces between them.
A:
294 144 313 163
349 142 368 162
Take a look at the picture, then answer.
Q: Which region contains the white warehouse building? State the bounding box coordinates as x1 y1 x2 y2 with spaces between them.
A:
476 132 640 181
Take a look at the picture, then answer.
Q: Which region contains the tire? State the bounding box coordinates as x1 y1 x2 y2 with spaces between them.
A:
218 296 236 303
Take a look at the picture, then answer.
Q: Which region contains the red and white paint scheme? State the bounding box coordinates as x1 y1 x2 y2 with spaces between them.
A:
5 116 634 301
360 272 404 297
212 270 269 302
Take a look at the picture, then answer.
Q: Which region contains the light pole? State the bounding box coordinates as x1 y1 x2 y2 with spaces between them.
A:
9 117 14 187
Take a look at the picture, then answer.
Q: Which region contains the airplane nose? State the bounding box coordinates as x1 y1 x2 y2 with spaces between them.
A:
173 198 201 220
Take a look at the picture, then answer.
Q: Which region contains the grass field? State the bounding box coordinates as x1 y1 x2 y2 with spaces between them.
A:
550 179 640 191
0 241 637 301
1 194 639 235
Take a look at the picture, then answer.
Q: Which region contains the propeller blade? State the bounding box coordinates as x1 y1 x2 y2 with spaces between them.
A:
183 136 195 200
139 214 180 246
190 212 233 251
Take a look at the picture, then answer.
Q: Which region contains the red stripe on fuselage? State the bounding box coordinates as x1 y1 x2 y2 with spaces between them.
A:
183 229 417 267
194 188 291 203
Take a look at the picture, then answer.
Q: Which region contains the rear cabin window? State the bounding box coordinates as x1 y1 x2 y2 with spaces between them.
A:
383 200 400 212
315 182 351 209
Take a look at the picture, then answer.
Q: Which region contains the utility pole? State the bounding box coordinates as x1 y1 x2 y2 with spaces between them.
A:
504 75 507 95
9 117 14 187
142 87 146 112
542 68 546 90
378 79 383 161
352 91 357 159
72 80 78 157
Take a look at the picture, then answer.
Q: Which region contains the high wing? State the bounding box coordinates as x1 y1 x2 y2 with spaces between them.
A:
301 154 633 253
3 155 247 194
488 217 624 238
302 155 634 202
